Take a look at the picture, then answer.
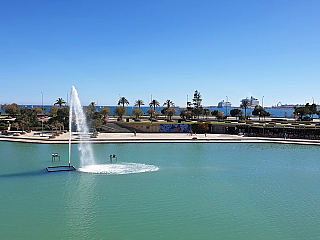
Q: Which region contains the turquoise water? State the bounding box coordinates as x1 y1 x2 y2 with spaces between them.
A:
1 142 320 239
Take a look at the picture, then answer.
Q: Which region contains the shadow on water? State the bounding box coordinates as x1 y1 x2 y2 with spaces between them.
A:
0 169 79 178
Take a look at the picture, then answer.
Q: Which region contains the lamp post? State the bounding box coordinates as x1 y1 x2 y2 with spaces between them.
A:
41 92 43 137
262 96 264 109
226 96 228 118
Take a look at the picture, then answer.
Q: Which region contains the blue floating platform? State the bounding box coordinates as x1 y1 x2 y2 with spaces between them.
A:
46 166 76 172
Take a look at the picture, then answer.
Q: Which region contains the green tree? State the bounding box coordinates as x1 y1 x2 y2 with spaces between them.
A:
203 109 211 119
118 97 129 108
252 106 270 120
49 106 59 116
132 108 144 119
294 103 315 120
149 99 160 111
147 109 156 119
192 90 203 119
114 106 126 120
86 102 96 118
211 110 219 117
32 106 43 115
134 99 144 109
240 100 250 119
211 110 225 119
50 107 69 129
230 109 243 120
198 122 209 133
165 108 177 120
12 122 20 131
4 103 20 116
163 99 175 108
54 98 66 108
100 107 110 118
89 118 104 132
306 103 317 115
17 108 38 129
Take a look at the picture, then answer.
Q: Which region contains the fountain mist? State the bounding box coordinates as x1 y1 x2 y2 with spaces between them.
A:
69 86 95 166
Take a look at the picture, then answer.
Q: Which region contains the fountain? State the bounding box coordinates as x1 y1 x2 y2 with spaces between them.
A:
47 86 92 172
69 86 95 167
49 86 158 174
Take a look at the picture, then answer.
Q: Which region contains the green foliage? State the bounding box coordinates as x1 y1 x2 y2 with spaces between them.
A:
198 122 209 133
149 99 160 110
294 103 317 120
192 90 203 119
211 110 219 116
164 108 177 120
203 109 211 119
211 110 225 119
100 107 110 117
49 106 59 116
163 99 175 108
230 109 243 119
89 118 104 132
118 97 129 107
16 107 38 129
240 100 250 118
132 108 144 119
134 99 144 109
50 107 69 129
54 98 66 107
32 106 43 114
216 111 225 120
86 102 96 118
180 109 193 120
114 106 126 119
180 109 187 120
4 103 20 116
252 106 270 119
147 109 156 118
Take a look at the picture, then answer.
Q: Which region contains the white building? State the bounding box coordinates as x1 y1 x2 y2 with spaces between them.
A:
241 96 259 107
218 100 232 108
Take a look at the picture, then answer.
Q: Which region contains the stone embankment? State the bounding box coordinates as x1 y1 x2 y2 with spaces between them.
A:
1 131 320 146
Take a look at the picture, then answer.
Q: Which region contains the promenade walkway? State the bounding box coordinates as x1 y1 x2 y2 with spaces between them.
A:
1 131 320 146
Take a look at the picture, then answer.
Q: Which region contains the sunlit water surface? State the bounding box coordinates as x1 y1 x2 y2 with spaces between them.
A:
1 142 320 239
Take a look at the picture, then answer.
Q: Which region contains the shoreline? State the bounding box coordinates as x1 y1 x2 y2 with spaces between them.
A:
1 131 320 146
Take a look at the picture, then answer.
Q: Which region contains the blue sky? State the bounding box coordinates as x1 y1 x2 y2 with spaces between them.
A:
1 0 319 107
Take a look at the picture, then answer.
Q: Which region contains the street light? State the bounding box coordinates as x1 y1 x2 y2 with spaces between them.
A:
262 96 264 109
226 96 228 118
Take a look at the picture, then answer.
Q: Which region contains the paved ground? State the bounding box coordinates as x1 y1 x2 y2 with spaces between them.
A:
1 131 320 146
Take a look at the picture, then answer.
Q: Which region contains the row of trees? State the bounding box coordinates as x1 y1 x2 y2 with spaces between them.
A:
3 96 320 133
294 103 319 120
115 97 178 120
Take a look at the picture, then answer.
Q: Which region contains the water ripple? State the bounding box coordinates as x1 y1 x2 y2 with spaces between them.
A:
77 163 159 174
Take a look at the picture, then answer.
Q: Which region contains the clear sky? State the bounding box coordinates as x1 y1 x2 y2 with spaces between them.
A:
1 0 319 107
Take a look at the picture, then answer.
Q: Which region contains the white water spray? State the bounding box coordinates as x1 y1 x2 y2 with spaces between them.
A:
69 86 95 166
68 86 158 175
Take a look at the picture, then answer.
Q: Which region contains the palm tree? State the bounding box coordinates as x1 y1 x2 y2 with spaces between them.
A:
54 98 66 108
86 102 96 118
134 99 144 109
118 97 129 107
240 100 250 119
149 99 160 111
163 99 175 108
